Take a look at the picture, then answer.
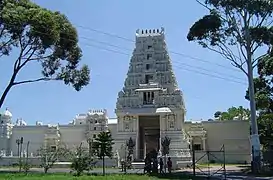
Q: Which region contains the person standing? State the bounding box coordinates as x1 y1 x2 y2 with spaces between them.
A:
159 158 164 174
167 157 172 173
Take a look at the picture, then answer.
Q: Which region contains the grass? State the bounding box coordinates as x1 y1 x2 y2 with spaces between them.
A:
0 173 202 180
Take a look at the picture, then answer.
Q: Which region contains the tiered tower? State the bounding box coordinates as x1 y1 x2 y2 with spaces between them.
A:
115 28 191 168
0 109 13 156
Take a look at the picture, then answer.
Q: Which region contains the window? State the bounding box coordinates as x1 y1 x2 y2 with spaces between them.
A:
146 64 150 70
143 91 155 105
95 120 98 123
1 121 3 124
148 45 152 49
193 144 202 151
93 134 96 138
94 127 96 130
147 54 152 60
169 121 174 129
145 75 153 83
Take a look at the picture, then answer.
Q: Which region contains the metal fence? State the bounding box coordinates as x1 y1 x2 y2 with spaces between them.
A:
191 145 227 179
260 150 273 173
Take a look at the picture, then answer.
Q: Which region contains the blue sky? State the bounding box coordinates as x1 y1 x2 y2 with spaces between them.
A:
0 0 250 124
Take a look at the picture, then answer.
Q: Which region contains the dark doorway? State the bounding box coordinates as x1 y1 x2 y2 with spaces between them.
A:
138 115 160 159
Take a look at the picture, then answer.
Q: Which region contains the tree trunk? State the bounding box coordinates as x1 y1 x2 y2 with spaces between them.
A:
102 156 105 176
0 69 18 109
0 83 13 109
245 23 261 173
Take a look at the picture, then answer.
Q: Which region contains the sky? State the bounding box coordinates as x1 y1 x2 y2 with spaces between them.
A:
0 0 250 125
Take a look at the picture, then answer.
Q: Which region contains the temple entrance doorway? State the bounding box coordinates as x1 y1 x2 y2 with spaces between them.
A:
138 115 160 160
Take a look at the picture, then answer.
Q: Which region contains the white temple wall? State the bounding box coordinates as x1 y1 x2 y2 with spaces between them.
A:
184 120 251 163
11 126 47 156
59 125 86 149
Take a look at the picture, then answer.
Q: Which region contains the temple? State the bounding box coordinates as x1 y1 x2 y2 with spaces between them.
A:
0 28 251 168
114 28 191 167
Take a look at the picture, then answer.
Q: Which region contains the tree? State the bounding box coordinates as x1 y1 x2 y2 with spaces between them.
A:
214 111 222 119
214 106 250 120
92 131 114 176
161 136 171 173
71 142 93 176
37 144 69 173
187 0 273 170
0 0 90 108
246 55 273 150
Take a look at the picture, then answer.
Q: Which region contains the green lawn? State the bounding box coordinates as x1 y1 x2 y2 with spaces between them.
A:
0 173 201 180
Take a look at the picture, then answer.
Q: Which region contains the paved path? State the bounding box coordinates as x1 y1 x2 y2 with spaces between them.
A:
180 165 272 180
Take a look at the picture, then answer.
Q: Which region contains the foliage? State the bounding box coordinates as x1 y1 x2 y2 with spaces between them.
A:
37 145 69 173
22 162 31 173
92 131 114 176
188 2 273 162
161 136 171 156
0 0 90 108
187 0 273 73
214 106 250 120
70 142 93 176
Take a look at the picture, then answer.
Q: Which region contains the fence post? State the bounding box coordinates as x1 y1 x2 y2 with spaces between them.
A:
207 151 210 176
223 144 226 180
192 149 196 176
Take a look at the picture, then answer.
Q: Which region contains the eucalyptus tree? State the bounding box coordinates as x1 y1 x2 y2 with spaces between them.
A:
187 0 273 172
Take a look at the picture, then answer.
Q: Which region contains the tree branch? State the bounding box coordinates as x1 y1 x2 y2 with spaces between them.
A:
13 37 31 71
195 0 212 11
252 54 268 68
206 45 248 75
13 77 54 86
18 48 36 70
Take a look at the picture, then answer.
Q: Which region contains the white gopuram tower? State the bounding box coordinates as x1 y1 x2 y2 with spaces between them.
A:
115 28 191 168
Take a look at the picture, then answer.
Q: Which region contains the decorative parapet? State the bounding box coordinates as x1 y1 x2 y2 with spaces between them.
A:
44 124 61 145
187 122 207 137
136 27 165 37
88 109 107 116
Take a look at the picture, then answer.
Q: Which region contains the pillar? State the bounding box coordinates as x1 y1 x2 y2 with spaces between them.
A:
202 137 206 150
136 117 139 159
144 142 147 157
159 115 163 151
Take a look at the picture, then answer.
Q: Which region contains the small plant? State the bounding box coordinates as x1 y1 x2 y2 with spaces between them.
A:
22 162 31 173
71 142 94 176
38 144 69 173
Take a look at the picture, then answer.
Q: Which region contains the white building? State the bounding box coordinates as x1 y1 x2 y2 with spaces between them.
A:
0 28 251 168
114 28 191 167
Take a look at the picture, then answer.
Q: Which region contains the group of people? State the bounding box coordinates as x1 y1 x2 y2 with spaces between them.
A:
144 155 172 174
